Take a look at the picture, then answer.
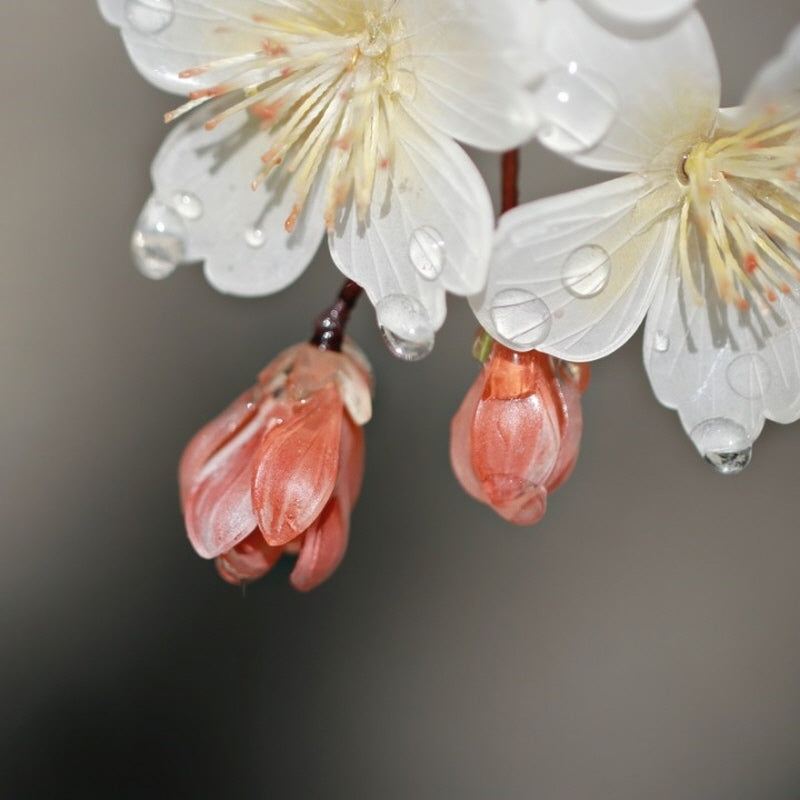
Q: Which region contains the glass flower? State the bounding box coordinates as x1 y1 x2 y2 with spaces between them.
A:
473 0 800 472
179 341 372 591
450 338 588 525
98 0 541 356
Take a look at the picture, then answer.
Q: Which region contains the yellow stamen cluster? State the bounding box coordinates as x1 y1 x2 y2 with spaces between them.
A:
679 107 800 312
165 2 409 232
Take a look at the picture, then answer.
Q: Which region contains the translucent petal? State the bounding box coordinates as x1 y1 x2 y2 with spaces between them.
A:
402 0 542 149
576 0 696 34
150 102 325 296
644 266 800 455
289 497 349 592
216 529 283 585
329 110 494 332
472 174 682 361
538 0 719 171
740 23 800 120
449 372 490 505
98 0 267 94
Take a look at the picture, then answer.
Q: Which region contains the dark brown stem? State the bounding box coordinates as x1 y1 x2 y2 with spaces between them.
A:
310 279 364 351
501 149 519 215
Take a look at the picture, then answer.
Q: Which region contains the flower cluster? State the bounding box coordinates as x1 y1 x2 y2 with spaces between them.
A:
100 0 800 588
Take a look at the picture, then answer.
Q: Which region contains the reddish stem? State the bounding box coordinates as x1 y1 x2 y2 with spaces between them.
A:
310 279 364 352
501 149 519 215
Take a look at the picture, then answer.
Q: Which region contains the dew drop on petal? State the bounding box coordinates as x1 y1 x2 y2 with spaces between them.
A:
124 0 174 34
131 197 186 280
536 64 618 155
726 353 771 399
653 331 670 353
376 294 435 361
689 417 752 475
409 226 445 281
562 245 610 298
244 227 266 248
489 289 552 349
171 191 203 221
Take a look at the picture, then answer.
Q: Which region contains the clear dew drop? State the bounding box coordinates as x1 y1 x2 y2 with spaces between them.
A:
653 331 670 353
536 63 618 155
124 0 174 34
726 353 771 399
131 197 186 280
171 191 203 221
244 226 266 248
489 289 552 349
376 294 435 361
409 226 445 281
562 245 610 298
689 417 752 475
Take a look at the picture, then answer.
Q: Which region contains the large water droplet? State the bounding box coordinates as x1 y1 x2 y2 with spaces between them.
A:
562 245 611 298
244 226 266 248
124 0 174 34
726 353 771 399
131 197 186 280
171 191 203 221
409 226 445 281
689 417 752 475
376 295 435 361
489 289 552 349
653 331 670 353
536 63 618 155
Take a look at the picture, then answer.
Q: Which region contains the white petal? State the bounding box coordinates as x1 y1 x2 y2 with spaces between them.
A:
471 174 682 361
537 0 719 171
401 0 542 150
149 102 325 296
329 110 494 332
740 23 800 118
99 0 267 95
576 0 696 35
644 265 800 458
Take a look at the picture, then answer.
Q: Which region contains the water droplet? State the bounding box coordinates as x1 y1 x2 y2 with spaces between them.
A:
376 295 435 361
409 226 445 281
131 197 186 279
171 191 203 221
489 289 552 349
561 245 610 298
124 0 174 34
536 63 618 155
244 226 266 248
690 418 752 475
653 331 670 353
726 353 771 399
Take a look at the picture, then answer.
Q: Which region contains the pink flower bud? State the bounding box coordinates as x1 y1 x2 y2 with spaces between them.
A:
450 343 588 526
179 342 372 591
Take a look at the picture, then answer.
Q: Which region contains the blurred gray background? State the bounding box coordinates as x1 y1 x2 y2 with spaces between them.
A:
2 1 800 798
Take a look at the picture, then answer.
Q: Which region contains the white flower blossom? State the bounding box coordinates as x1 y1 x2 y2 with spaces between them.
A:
576 0 695 34
473 0 800 472
99 0 541 356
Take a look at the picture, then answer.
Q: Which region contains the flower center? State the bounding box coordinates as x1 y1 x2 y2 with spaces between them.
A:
678 108 800 310
165 2 410 231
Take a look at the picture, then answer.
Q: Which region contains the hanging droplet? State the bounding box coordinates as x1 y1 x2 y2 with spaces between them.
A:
536 63 618 155
689 418 752 475
131 197 186 280
376 295 435 361
409 226 445 281
171 191 203 221
726 353 771 399
562 245 611 298
124 0 174 34
489 289 552 349
244 226 266 248
653 331 670 353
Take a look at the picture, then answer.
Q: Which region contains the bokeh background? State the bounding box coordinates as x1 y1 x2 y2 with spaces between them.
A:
3 1 800 797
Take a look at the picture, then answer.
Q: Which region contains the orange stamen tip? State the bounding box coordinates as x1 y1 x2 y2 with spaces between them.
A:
744 253 759 273
735 298 749 311
767 290 778 303
284 205 300 233
781 284 792 294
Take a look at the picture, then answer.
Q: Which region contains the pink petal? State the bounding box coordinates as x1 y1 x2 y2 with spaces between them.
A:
289 497 349 592
253 385 343 546
545 374 584 493
449 371 489 504
215 529 284 585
